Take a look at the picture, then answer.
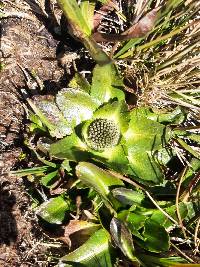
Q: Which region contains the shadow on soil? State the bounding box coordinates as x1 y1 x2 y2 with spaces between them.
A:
0 181 18 245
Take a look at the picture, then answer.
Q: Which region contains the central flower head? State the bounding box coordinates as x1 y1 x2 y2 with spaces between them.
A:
85 119 120 151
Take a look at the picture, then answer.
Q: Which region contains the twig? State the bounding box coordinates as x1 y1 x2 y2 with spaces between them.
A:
170 242 194 263
194 217 200 254
176 166 188 239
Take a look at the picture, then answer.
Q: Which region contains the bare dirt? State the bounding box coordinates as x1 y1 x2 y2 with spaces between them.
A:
0 1 68 265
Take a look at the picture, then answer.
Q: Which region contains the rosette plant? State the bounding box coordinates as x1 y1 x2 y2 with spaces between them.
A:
14 0 200 266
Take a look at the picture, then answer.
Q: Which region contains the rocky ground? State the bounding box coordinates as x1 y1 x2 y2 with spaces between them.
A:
0 1 67 265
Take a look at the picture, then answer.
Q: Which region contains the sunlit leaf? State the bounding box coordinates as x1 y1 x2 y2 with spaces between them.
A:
50 133 90 161
124 108 170 184
76 162 124 209
59 229 116 267
90 63 125 104
110 218 139 263
80 1 95 32
40 170 59 188
29 97 72 138
56 88 99 128
37 196 71 224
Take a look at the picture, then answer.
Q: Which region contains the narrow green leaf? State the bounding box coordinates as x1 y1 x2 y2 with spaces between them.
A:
11 166 50 177
177 138 200 159
80 1 95 32
114 38 142 58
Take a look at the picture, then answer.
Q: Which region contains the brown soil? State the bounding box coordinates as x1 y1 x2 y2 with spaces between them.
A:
0 1 68 266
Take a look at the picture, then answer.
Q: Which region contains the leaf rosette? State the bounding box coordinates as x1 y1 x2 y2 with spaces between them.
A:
30 63 172 185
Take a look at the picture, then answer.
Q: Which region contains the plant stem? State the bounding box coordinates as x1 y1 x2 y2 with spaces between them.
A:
57 0 111 65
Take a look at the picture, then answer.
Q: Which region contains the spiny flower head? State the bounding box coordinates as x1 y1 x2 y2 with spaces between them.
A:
85 118 120 151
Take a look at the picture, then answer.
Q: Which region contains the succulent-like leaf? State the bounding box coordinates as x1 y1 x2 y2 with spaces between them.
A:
30 97 72 138
110 218 139 263
58 228 116 267
76 162 124 209
118 211 147 240
124 108 171 184
91 143 129 174
50 133 90 161
90 63 125 104
37 196 71 224
56 88 99 128
112 188 145 206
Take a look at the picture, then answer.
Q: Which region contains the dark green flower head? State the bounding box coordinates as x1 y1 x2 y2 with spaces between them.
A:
85 118 120 151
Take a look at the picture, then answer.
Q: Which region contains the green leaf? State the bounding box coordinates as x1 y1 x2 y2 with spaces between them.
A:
176 138 200 159
59 229 116 267
122 212 147 239
146 106 186 124
90 63 125 104
110 218 138 263
76 162 124 209
37 196 71 224
124 108 170 184
112 188 145 206
57 0 91 36
11 166 50 177
68 73 91 93
80 1 95 32
40 170 59 188
150 203 189 228
114 38 142 58
28 98 72 138
57 0 110 64
92 144 130 174
56 88 99 128
139 254 187 267
50 133 90 161
182 158 200 185
140 219 169 253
